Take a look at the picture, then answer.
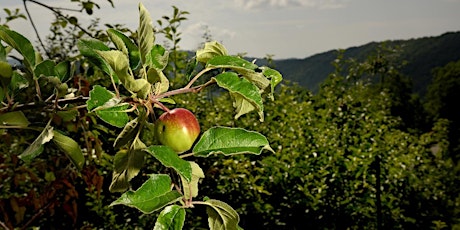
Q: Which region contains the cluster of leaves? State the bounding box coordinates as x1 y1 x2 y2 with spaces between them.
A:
1 3 283 229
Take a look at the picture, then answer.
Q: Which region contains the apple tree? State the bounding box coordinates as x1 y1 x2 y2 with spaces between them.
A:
0 3 281 229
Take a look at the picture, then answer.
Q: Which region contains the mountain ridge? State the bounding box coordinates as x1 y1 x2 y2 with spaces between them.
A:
267 31 460 95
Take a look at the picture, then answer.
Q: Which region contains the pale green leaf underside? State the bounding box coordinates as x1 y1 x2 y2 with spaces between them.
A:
138 3 155 65
181 161 205 200
204 199 240 230
196 41 228 63
193 127 274 157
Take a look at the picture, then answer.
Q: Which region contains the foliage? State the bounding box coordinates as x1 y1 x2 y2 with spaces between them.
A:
178 54 460 229
0 3 281 229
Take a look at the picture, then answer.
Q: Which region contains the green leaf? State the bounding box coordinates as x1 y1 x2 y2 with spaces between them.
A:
148 68 169 95
138 3 155 66
203 199 240 230
146 44 169 71
207 55 258 71
87 85 115 110
0 43 6 61
56 110 78 122
110 174 182 213
153 205 186 230
196 41 228 63
193 127 274 157
55 61 72 82
19 122 54 162
95 103 130 128
260 66 283 100
96 50 151 98
0 111 29 127
107 28 140 70
9 71 29 91
181 161 204 200
144 146 192 182
213 72 264 121
109 147 146 193
114 117 140 149
77 39 117 82
87 85 130 127
34 60 55 78
0 26 36 71
52 130 85 170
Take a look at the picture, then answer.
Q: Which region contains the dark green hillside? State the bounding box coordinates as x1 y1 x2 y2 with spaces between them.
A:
274 31 460 95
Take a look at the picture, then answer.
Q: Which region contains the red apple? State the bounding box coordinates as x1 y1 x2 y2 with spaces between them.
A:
154 108 200 153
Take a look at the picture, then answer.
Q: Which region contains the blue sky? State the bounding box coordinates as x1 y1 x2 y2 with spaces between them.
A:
1 0 460 59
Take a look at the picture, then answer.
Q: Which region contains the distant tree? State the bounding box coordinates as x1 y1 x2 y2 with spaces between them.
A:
425 59 460 158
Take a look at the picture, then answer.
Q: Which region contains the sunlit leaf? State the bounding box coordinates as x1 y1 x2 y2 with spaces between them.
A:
260 66 283 100
96 50 151 98
144 146 192 182
146 44 169 71
95 103 130 128
213 72 264 121
196 41 228 63
110 174 182 213
206 55 257 71
148 68 169 95
87 85 115 110
153 205 186 230
107 28 140 70
138 3 155 66
193 127 274 157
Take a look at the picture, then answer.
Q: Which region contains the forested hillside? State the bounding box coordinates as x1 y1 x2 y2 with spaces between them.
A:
273 31 460 94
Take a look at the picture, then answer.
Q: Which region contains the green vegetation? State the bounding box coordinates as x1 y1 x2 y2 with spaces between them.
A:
1 1 460 230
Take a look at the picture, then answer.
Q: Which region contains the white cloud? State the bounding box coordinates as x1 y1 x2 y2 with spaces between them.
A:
234 0 348 10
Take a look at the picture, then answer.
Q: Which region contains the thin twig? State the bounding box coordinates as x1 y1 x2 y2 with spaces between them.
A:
154 80 215 101
23 0 98 58
0 96 88 112
184 67 212 89
23 0 50 58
